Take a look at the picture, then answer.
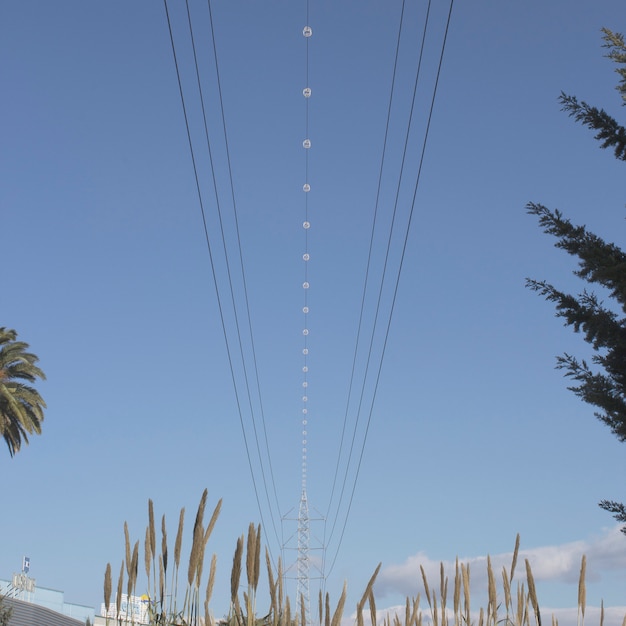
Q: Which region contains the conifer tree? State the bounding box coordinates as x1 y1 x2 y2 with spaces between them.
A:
527 29 626 530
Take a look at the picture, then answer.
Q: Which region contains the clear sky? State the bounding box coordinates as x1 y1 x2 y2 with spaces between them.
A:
2 1 626 624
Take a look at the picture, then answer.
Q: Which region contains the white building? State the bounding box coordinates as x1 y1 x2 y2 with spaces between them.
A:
0 575 94 625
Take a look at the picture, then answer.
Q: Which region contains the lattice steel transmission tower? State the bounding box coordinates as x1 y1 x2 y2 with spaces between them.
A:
297 488 311 624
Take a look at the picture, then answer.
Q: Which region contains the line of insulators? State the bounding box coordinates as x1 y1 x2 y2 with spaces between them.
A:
301 23 312 492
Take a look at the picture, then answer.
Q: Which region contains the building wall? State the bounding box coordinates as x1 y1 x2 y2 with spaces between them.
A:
0 578 94 624
4 596 84 626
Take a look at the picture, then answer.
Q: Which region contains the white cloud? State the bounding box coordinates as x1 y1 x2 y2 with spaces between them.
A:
376 526 626 599
335 528 626 626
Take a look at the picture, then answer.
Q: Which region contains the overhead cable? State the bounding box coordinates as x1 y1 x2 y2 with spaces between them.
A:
163 0 282 566
325 0 455 579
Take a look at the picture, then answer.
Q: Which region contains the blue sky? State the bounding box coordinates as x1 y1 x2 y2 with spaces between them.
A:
2 1 626 624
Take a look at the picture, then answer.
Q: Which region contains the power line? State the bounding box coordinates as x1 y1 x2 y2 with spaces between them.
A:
323 0 408 561
325 0 431 567
163 0 282 566
324 0 455 579
164 0 455 590
204 0 284 559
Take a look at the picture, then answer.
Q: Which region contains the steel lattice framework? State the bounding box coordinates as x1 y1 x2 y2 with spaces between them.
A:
297 489 311 623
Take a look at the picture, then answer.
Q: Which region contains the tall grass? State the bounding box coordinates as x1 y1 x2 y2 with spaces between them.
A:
103 496 621 626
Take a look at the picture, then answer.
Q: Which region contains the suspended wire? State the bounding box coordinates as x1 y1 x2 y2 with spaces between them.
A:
203 0 284 558
326 0 431 550
165 0 455 587
325 0 427 561
163 0 281 565
323 0 407 570
325 0 456 578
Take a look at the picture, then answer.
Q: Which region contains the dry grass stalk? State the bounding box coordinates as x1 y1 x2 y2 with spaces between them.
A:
325 592 330 626
369 591 377 626
127 542 138 614
420 565 431 608
409 594 421 626
510 534 520 583
516 582 525 626
246 523 256 589
318 589 323 626
440 562 448 626
126 568 133 614
195 488 209 528
525 560 540 626
453 558 461 626
206 553 217 605
104 562 112 614
359 563 382 611
300 590 306 626
246 541 259 626
254 523 261 592
161 514 168 574
502 567 512 616
552 615 558 626
205 585 213 626
205 556 216 626
116 561 124 620
188 489 209 587
231 535 244 605
461 563 470 626
487 556 496 625
196 523 209 589
278 557 284 617
124 522 131 577
130 540 139 591
478 607 484 626
600 600 604 626
205 563 216 626
144 525 152 582
432 594 439 626
330 581 347 626
243 591 251 620
159 555 165 611
174 507 185 569
405 596 410 626
232 594 243 626
357 565 381 626
285 595 292 626
266 549 278 626
577 555 586 626
148 498 156 561
205 499 222 545
173 505 185 611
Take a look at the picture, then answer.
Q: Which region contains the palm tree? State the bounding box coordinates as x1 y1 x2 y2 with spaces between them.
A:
0 327 46 456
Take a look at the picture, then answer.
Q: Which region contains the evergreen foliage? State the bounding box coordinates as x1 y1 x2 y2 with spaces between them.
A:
527 29 626 530
0 327 46 456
